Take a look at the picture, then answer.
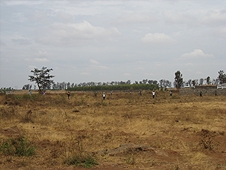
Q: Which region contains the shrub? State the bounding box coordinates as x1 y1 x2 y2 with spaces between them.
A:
198 129 218 151
0 136 35 156
64 153 98 168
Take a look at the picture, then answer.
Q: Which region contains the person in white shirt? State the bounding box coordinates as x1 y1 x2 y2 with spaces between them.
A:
152 91 155 98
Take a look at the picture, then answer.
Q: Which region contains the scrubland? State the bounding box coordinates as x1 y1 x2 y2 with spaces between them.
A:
0 90 226 170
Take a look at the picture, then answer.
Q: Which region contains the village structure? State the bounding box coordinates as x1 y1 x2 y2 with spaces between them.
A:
179 83 226 96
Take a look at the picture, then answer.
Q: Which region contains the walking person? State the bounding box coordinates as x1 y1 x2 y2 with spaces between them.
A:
152 91 155 98
67 91 71 99
102 92 106 100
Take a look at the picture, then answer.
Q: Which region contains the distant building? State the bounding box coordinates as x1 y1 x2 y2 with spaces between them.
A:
217 83 226 89
195 85 217 89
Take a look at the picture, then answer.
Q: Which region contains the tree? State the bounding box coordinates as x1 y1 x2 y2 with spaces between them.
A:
187 79 192 87
199 78 204 85
159 79 172 89
22 84 32 90
174 71 183 89
192 79 198 87
206 76 211 85
218 70 226 84
28 67 54 93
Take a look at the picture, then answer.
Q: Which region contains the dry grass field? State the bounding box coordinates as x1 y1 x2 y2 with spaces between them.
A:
0 90 226 170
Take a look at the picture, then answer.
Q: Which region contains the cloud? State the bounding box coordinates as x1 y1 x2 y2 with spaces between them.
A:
141 33 175 44
28 65 37 70
164 9 226 28
0 41 6 46
5 0 43 6
163 11 197 26
80 72 90 76
33 58 49 62
36 21 121 46
12 38 31 45
115 13 156 25
26 10 51 24
123 73 131 76
56 12 74 23
215 27 226 37
185 63 194 66
89 59 99 65
35 49 48 57
202 9 226 26
89 59 108 70
180 49 214 59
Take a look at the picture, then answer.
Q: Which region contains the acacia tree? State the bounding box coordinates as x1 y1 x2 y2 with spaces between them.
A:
174 71 183 89
218 70 226 84
206 76 211 85
28 67 54 93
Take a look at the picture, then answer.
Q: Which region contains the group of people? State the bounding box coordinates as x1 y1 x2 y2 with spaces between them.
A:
66 90 173 100
101 90 173 100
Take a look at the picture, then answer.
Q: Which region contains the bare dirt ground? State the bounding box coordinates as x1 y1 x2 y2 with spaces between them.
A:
0 90 226 170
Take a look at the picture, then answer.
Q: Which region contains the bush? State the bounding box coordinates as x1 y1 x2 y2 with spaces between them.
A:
0 136 35 156
64 153 98 168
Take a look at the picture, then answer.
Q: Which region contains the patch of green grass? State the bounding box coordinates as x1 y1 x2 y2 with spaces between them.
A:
125 154 135 165
0 136 36 156
64 153 98 168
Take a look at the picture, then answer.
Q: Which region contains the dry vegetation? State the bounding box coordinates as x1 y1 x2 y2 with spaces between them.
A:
0 90 226 170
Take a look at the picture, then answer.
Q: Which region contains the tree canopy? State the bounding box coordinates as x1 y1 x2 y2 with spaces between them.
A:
28 67 54 93
218 70 226 84
174 71 183 89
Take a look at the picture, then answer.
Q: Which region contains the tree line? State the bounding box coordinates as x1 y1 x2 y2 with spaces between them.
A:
1 67 226 93
23 69 226 92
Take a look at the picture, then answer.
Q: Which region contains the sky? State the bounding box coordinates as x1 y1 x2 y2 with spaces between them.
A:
0 0 226 89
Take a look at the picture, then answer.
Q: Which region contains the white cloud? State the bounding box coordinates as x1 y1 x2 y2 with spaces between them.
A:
28 65 36 70
89 59 108 70
26 10 51 24
141 33 176 44
115 13 156 25
33 58 49 62
36 21 121 46
35 49 48 57
180 49 214 59
185 63 194 66
202 10 226 26
90 59 99 65
0 40 6 46
80 72 90 76
5 0 43 6
12 38 31 45
123 73 131 76
137 66 144 70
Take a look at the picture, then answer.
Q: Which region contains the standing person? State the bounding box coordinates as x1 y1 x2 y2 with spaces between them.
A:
200 91 202 97
67 91 70 99
152 91 155 98
102 92 106 100
170 91 172 96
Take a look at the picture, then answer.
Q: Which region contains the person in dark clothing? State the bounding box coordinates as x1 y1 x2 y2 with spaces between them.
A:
67 91 71 99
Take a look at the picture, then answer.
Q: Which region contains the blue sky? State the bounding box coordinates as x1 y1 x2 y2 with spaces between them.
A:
0 0 226 89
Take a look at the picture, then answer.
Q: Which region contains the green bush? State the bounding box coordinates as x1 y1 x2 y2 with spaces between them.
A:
64 154 98 168
0 136 35 156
